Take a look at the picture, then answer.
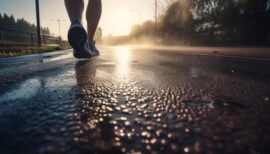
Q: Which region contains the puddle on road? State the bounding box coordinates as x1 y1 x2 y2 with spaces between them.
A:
190 67 201 78
42 52 73 63
45 69 76 90
183 98 246 109
0 78 41 103
0 51 73 69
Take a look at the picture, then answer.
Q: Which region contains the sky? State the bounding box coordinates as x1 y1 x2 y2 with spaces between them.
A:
0 0 156 40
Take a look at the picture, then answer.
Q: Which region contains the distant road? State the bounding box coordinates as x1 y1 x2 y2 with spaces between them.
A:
131 45 270 60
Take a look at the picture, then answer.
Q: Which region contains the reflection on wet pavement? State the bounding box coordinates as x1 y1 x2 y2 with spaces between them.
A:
115 47 131 80
0 78 40 103
0 46 270 153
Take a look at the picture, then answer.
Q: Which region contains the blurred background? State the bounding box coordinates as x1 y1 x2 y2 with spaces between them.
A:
0 0 270 47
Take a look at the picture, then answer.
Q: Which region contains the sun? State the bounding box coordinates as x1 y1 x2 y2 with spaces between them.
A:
98 1 141 36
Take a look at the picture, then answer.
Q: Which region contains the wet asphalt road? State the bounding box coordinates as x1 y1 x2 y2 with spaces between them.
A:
0 46 270 154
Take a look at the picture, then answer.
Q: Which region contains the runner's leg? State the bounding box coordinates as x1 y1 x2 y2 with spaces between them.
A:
65 0 84 23
65 0 93 58
86 0 102 44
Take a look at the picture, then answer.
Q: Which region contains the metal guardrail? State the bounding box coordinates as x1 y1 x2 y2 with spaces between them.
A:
0 26 61 46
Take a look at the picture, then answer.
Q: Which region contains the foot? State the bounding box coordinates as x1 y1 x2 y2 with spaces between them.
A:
88 40 100 56
68 21 93 58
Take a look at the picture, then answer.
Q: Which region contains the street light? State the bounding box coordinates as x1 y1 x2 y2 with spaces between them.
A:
51 19 66 37
155 0 157 34
131 10 141 25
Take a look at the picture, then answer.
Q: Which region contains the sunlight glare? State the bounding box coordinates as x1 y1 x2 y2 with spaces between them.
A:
115 47 131 79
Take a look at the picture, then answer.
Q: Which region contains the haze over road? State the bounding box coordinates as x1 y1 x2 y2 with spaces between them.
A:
0 46 270 153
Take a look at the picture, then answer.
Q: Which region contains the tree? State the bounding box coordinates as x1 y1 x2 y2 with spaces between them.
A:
0 13 52 34
2 14 10 27
157 0 178 18
41 27 50 34
159 0 195 43
9 15 16 28
129 0 270 46
185 0 270 45
130 21 155 38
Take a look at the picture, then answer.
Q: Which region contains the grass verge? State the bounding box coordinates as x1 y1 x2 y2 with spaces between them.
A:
0 46 71 58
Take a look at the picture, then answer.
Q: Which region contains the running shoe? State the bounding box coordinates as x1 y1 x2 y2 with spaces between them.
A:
88 40 100 56
68 21 93 58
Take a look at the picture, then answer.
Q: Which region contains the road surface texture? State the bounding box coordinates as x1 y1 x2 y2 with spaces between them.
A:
0 46 270 154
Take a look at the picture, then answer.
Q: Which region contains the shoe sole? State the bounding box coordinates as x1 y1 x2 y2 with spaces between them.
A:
68 27 87 58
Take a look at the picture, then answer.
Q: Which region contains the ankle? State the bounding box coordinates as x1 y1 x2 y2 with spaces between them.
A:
71 20 82 25
88 40 95 45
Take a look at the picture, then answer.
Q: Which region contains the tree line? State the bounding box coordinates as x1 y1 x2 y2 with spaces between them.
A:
0 13 50 34
130 0 270 46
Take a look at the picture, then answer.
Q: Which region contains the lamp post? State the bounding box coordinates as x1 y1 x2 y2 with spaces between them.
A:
155 0 157 34
51 19 66 37
35 0 41 46
131 10 141 25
